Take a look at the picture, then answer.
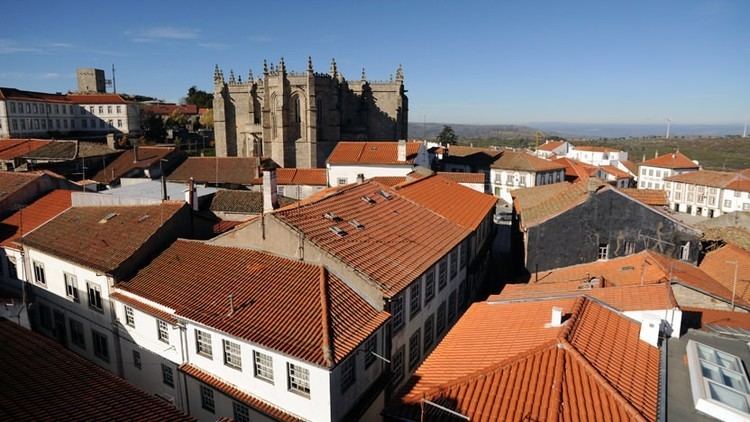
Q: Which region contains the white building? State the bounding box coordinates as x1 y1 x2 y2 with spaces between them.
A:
665 169 750 218
535 139 570 158
112 240 389 422
0 88 141 138
249 167 328 199
489 150 566 203
566 145 628 166
326 140 429 186
638 151 699 190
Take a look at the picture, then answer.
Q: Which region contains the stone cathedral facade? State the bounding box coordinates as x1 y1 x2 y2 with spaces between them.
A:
213 57 408 168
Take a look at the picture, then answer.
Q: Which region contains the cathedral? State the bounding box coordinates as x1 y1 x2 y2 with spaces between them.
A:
212 57 408 168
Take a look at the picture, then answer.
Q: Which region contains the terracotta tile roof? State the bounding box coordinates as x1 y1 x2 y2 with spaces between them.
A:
92 146 178 184
167 157 263 185
491 282 678 311
0 319 194 421
682 307 750 331
445 145 502 159
22 140 117 160
0 190 72 249
571 145 621 153
273 180 470 296
641 151 699 169
110 291 178 324
368 176 407 186
699 243 750 303
619 159 638 175
665 169 748 192
21 202 185 275
552 157 598 181
393 174 497 231
0 139 51 160
387 297 659 421
249 168 327 186
600 165 632 179
537 140 566 152
0 87 70 103
436 171 485 184
0 171 48 203
512 181 606 228
326 141 422 165
619 188 668 206
213 218 254 234
530 250 748 307
65 93 129 104
143 103 199 116
180 363 302 421
491 150 566 172
118 240 388 367
209 190 296 214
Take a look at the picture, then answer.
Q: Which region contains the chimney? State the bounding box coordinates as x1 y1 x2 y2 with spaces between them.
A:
184 177 198 211
227 293 235 317
397 139 407 162
356 173 365 184
133 141 139 163
106 133 116 150
161 174 168 201
550 306 563 327
263 169 278 213
639 315 662 347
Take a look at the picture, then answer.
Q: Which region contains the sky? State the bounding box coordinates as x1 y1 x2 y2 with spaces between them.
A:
1 0 748 126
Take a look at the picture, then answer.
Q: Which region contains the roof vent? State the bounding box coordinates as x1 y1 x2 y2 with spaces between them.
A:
137 214 150 223
323 212 342 222
621 265 635 271
330 226 348 237
378 189 393 200
549 306 563 327
361 195 376 205
639 315 662 347
349 219 365 230
98 212 118 224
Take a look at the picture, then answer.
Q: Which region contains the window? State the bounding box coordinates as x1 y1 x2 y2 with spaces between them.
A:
63 119 67 129
448 290 457 322
9 102 15 113
253 350 274 383
337 177 347 186
423 314 435 351
598 243 609 260
12 119 17 130
408 329 421 370
70 318 85 348
223 339 242 370
687 340 750 420
116 105 121 114
161 364 174 387
107 106 112 114
724 200 732 208
744 203 750 211
648 169 654 176
391 295 404 333
391 345 405 386
89 106 94 113
438 259 448 290
233 402 250 422
157 320 169 343
25 103 30 113
196 329 212 358
98 106 104 114
641 168 647 176
107 119 113 127
625 241 636 255
424 270 435 305
92 330 109 362
364 334 377 368
200 385 215 413
459 279 469 309
39 303 52 330
341 354 356 393
117 119 122 128
64 273 79 302
87 282 103 312
409 281 421 319
450 248 458 278
82 119 87 129
675 192 682 201
124 306 135 327
436 301 447 334
505 174 513 186
32 261 46 285
680 242 691 261
519 174 527 187
99 119 104 128
33 103 38 113
735 190 742 198
133 350 142 369
287 363 311 396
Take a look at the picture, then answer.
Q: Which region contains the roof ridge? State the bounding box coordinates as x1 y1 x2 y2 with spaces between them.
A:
319 266 335 368
384 180 474 234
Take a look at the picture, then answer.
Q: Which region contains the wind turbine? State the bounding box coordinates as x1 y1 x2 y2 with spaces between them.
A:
665 118 671 139
743 117 748 138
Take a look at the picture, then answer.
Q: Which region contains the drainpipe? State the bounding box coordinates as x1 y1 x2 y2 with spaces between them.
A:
658 331 668 422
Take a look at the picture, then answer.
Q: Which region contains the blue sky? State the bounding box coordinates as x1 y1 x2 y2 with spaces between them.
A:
1 0 747 125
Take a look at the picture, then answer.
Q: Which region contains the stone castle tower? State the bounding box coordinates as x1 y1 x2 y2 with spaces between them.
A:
213 57 408 168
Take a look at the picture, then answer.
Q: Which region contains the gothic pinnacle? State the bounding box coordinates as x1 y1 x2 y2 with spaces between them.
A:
279 57 286 73
228 69 236 84
248 68 254 82
308 56 313 73
263 59 268 75
361 67 366 80
330 58 338 77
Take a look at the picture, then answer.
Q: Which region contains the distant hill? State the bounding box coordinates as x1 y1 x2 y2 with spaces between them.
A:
407 122 546 141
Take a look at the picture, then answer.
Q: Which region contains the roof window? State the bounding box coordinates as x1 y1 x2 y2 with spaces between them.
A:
330 226 348 237
137 214 150 223
98 212 118 224
378 190 393 200
687 340 750 421
361 195 376 205
349 219 365 230
323 212 342 222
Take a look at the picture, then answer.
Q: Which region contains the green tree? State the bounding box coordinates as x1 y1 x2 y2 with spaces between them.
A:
140 110 165 141
436 125 458 144
185 86 214 109
199 108 214 129
165 109 188 129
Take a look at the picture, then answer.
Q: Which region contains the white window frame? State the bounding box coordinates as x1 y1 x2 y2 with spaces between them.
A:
253 350 274 384
87 282 103 312
687 340 750 421
598 243 609 260
195 329 213 358
64 272 79 302
223 339 242 370
287 363 311 397
32 261 46 285
157 320 169 343
124 305 135 328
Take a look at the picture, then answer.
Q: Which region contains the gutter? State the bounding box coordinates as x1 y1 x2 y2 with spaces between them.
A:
659 331 669 421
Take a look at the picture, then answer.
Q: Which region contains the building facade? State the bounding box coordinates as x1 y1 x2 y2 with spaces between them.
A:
326 141 429 186
665 169 750 218
638 151 699 190
490 150 566 203
213 58 408 168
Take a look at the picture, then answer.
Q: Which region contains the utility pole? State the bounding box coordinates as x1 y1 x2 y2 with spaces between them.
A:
111 64 117 94
727 260 739 311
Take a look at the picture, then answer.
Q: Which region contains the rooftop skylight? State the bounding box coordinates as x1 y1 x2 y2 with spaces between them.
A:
687 340 750 421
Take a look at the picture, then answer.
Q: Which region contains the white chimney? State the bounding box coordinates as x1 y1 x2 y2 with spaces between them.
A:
263 169 278 213
184 177 198 211
550 306 563 327
397 140 407 162
639 315 662 347
356 173 365 184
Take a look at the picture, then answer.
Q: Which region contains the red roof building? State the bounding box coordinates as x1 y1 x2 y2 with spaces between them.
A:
0 189 72 249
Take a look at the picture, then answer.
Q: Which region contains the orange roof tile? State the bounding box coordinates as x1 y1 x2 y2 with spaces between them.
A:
387 297 660 421
272 180 470 296
0 171 48 203
619 188 668 206
118 240 388 367
552 157 598 181
167 157 264 185
326 141 422 165
0 190 72 249
393 175 497 231
665 169 747 191
641 151 699 169
571 145 621 153
0 139 50 160
492 282 678 311
180 363 302 421
0 319 194 421
682 307 750 331
600 165 632 179
367 176 407 186
65 93 129 104
92 146 178 184
512 181 605 228
435 171 485 184
21 202 186 276
0 87 70 103
699 243 750 303
537 140 566 152
250 168 327 186
491 150 566 172
619 159 639 175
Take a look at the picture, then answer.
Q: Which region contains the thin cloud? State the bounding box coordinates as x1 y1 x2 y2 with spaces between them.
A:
249 35 273 44
0 71 74 80
198 42 229 50
127 26 200 42
0 39 43 54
